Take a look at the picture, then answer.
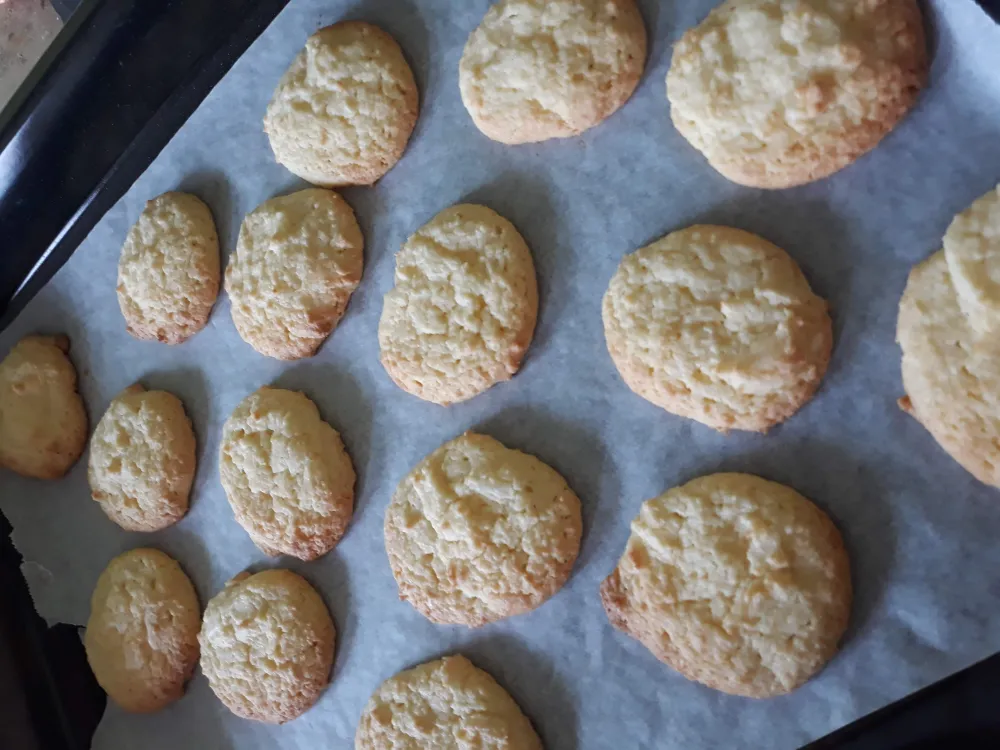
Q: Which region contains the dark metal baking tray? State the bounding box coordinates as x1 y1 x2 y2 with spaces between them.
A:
2 0 1000 748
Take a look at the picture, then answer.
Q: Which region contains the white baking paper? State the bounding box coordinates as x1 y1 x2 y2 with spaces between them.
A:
2 1 1000 747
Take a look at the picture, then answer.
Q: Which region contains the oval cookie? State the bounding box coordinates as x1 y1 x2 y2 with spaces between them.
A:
385 432 582 627
898 250 1000 487
220 387 355 560
0 335 87 479
943 183 1000 331
89 384 196 532
84 548 200 713
264 22 419 187
225 188 364 360
601 473 851 698
378 204 538 405
355 655 542 749
199 569 335 723
666 0 927 188
602 225 831 432
460 0 646 144
117 192 220 343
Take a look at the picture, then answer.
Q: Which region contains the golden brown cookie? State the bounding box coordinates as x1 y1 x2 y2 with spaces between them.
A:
378 204 538 405
0 335 87 479
225 188 364 360
89 384 196 532
385 432 581 627
199 569 335 723
219 387 355 560
355 655 542 750
602 225 831 432
897 250 1000 487
84 548 200 713
460 0 646 144
264 22 419 186
943 183 1000 332
666 0 927 188
117 192 220 343
601 473 851 698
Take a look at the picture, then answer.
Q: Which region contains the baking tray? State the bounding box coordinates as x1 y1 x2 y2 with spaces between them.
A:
2 0 1000 748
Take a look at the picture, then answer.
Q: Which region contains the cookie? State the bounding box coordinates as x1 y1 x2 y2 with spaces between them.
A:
225 188 364 360
385 432 581 627
601 473 851 698
666 0 927 188
84 548 200 713
459 0 646 144
88 384 196 532
378 204 538 405
264 22 419 187
943 183 1000 332
199 569 335 723
602 225 831 432
897 251 1000 487
355 655 542 750
220 387 355 560
117 192 220 343
0 335 87 479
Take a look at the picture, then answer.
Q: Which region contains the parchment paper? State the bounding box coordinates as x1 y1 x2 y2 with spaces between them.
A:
2 1 1000 747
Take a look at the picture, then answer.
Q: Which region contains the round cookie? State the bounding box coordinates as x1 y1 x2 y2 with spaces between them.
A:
602 225 832 433
459 0 646 144
378 204 538 405
84 548 200 713
89 384 196 532
943 183 1000 332
117 192 220 344
264 22 419 187
199 569 335 723
385 432 581 627
600 473 851 698
666 0 927 188
355 655 542 750
0 335 87 479
219 387 355 560
897 250 1000 487
225 188 364 360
